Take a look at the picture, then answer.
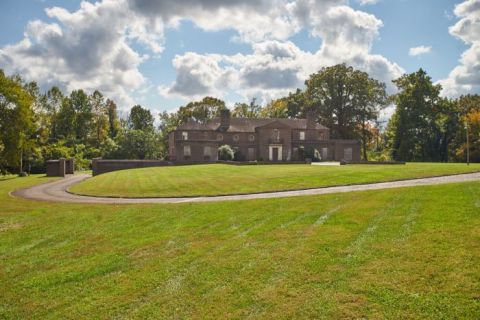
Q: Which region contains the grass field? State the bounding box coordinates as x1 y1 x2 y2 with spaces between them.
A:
70 162 480 197
1 175 479 319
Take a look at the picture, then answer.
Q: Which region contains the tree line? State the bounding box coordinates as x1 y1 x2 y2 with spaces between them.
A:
1 64 479 174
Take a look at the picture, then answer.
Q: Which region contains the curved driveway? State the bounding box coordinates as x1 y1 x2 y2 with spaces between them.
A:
11 172 480 204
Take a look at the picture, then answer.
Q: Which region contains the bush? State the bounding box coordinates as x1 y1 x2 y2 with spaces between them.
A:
218 145 234 161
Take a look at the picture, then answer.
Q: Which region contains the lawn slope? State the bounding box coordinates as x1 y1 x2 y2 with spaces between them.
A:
69 162 480 197
1 175 479 318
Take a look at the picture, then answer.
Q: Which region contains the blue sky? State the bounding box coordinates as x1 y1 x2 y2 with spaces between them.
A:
0 0 478 114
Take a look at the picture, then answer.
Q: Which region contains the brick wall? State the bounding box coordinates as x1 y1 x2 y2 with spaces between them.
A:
92 159 172 176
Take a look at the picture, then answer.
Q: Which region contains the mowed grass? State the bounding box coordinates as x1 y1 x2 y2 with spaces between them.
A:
1 175 480 319
70 162 480 197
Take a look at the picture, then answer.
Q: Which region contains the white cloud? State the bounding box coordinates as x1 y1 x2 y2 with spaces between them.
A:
0 0 147 108
409 45 432 57
161 1 403 102
438 0 480 97
357 0 381 6
1 0 405 108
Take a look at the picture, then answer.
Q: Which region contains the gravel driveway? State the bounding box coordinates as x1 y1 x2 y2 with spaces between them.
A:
11 172 480 204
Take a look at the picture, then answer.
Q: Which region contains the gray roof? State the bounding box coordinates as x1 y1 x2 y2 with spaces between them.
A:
176 117 329 132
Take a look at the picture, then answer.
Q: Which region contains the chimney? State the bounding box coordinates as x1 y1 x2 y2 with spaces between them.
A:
306 111 316 130
219 109 230 131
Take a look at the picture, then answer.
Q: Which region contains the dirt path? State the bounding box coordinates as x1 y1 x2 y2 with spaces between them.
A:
11 172 480 204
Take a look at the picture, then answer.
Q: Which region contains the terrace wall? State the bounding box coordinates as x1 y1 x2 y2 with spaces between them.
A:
92 159 172 176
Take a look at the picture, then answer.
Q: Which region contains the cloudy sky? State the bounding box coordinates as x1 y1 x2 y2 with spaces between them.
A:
0 0 479 114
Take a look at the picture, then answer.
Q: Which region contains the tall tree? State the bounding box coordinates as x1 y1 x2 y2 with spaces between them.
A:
70 90 92 142
128 105 154 132
106 99 121 139
388 69 444 161
42 87 64 141
0 70 35 173
89 90 108 147
352 72 388 160
56 96 76 140
305 64 387 143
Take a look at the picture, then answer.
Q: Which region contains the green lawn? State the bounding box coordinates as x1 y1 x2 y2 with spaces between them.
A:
70 162 480 197
1 175 479 319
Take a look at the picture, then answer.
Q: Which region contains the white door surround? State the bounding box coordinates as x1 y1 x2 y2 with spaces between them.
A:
269 145 283 161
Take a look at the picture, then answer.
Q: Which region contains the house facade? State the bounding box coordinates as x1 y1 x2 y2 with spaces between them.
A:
168 110 360 163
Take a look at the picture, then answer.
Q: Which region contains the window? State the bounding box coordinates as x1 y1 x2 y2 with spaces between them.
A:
249 134 255 142
272 129 280 141
183 145 191 157
203 146 211 156
299 131 305 140
233 134 239 142
217 133 223 141
344 147 352 161
321 147 328 160
248 148 255 160
182 131 188 140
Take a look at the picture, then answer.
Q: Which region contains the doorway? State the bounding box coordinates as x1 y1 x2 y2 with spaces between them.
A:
272 147 279 161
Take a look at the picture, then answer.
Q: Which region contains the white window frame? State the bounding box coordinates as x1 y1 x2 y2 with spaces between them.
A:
249 134 255 142
233 134 240 142
299 131 305 140
182 131 188 140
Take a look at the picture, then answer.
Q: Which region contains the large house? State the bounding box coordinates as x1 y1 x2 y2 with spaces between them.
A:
168 110 360 163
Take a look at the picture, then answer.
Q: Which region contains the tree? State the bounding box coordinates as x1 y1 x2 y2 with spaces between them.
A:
106 99 121 139
353 72 388 160
177 96 227 123
89 90 108 147
232 98 261 118
388 69 445 161
452 95 480 162
42 87 64 141
0 70 35 173
56 96 76 140
283 89 308 118
115 130 162 159
70 90 92 142
260 99 289 118
305 64 387 144
128 105 154 132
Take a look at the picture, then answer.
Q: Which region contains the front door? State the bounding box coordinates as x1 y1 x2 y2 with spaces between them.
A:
272 147 279 161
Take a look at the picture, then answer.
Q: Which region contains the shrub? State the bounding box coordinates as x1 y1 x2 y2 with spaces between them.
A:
218 145 234 161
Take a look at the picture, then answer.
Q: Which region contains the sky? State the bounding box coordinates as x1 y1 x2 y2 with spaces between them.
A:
0 0 479 116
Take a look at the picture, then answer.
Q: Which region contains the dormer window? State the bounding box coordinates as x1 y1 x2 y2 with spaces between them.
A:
182 131 188 140
299 131 305 140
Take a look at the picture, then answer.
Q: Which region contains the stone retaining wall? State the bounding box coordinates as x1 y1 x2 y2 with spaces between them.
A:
92 159 172 176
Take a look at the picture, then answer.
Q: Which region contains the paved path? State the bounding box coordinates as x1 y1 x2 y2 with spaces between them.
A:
11 172 480 204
